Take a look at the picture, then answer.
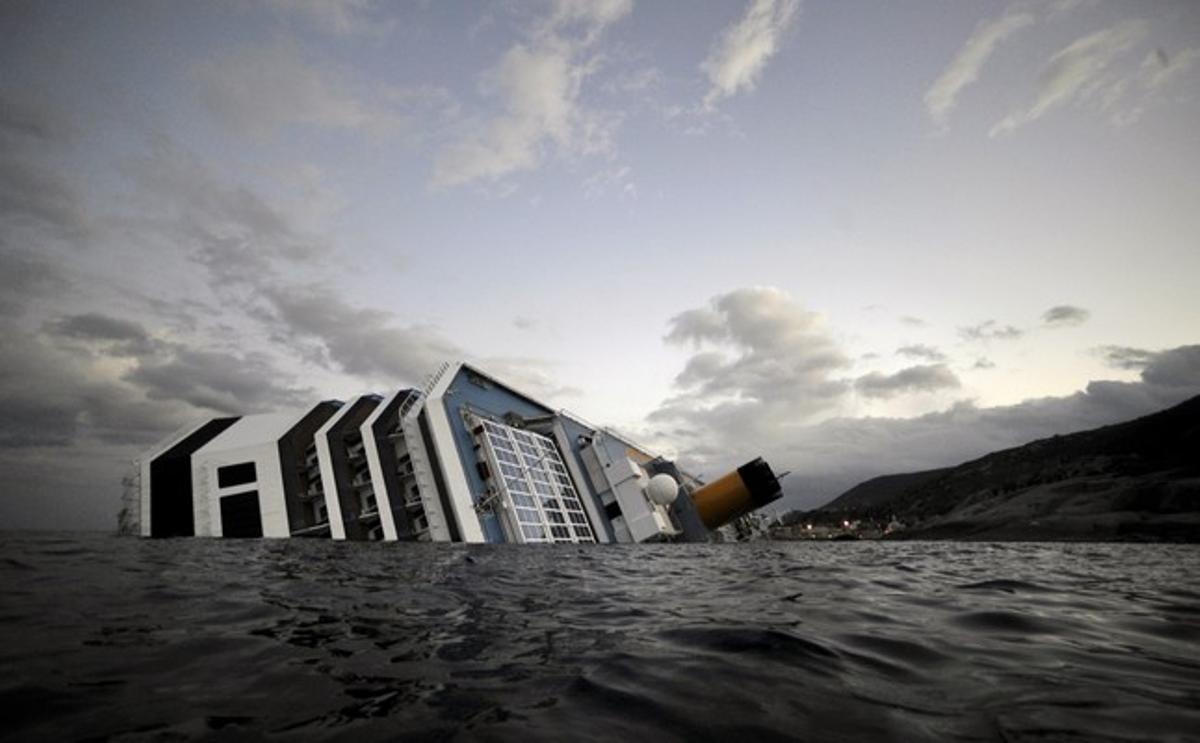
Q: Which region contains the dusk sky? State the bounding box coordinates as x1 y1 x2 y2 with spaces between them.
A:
2 0 1198 530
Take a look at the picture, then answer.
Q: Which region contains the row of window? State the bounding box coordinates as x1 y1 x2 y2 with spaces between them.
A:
479 419 596 544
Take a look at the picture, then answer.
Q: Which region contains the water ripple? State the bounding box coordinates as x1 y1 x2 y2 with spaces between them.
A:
0 534 1197 740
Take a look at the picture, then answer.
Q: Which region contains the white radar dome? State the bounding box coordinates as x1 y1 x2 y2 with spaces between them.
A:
645 473 679 506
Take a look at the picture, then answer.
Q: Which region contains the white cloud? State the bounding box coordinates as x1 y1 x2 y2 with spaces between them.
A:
429 0 631 189
582 164 636 199
1140 46 1200 94
990 19 1148 136
924 9 1036 129
701 0 800 110
959 320 1024 342
896 344 947 362
1107 46 1200 127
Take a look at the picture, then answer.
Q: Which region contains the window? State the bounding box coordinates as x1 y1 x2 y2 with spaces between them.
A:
220 491 262 538
476 419 595 544
217 461 257 489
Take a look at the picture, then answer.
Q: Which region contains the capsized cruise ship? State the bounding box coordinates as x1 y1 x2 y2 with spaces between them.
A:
136 361 783 543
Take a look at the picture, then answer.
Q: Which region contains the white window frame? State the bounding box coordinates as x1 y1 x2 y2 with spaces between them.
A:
476 419 596 544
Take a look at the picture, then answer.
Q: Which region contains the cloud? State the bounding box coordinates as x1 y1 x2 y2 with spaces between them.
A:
114 141 527 400
0 91 74 143
1106 45 1200 126
1140 46 1200 94
990 19 1148 136
194 40 414 137
896 343 946 362
701 0 800 110
1137 345 1200 389
1096 345 1156 370
0 93 89 240
45 312 158 357
1042 304 1090 327
899 315 928 327
124 345 314 415
582 164 637 199
0 248 69 316
0 324 188 448
767 344 1200 509
925 9 1036 128
646 295 1200 513
47 312 149 343
650 287 852 469
959 320 1024 342
124 145 330 281
260 283 461 384
129 149 464 387
26 308 316 436
855 364 961 399
430 0 631 188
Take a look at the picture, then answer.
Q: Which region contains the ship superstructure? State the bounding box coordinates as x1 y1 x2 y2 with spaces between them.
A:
137 361 782 543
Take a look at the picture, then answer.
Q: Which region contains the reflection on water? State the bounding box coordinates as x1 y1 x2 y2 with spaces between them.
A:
2 534 1198 741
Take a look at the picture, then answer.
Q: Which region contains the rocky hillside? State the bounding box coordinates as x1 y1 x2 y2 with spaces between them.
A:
820 394 1200 541
821 468 950 512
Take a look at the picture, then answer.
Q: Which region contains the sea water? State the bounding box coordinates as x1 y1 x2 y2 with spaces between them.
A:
2 533 1197 741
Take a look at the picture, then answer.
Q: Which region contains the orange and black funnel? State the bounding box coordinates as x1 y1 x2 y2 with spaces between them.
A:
690 457 783 530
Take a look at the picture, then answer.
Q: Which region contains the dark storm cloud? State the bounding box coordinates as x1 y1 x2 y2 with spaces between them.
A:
118 144 466 388
125 346 314 415
38 310 312 415
263 283 461 383
127 147 328 271
0 93 89 238
854 364 961 399
959 320 1023 341
0 390 80 448
1140 345 1200 389
0 154 89 235
1 261 314 450
48 313 148 343
896 343 946 362
1042 304 1090 327
0 93 65 142
44 312 159 357
1096 345 1156 370
0 248 69 315
0 326 183 448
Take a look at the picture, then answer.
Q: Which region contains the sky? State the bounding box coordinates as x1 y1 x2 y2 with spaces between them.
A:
2 0 1199 530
